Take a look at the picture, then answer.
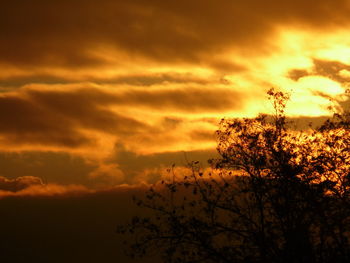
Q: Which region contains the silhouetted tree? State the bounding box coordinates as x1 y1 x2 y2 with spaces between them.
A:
118 89 350 263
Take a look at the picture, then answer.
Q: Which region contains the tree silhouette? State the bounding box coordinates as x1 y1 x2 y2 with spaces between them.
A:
118 89 350 263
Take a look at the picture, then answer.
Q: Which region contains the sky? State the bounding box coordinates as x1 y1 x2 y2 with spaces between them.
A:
2 0 350 261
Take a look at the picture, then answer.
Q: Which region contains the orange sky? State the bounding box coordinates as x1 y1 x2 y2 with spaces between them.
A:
1 0 350 194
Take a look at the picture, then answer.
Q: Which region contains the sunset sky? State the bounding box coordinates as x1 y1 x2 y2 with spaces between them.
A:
1 1 350 261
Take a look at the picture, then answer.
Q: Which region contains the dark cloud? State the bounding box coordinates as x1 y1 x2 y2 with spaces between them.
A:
0 0 349 69
26 85 244 115
0 176 43 192
27 88 148 135
312 59 350 83
113 87 244 112
288 59 350 82
0 87 148 147
288 59 350 113
0 72 215 88
160 117 183 129
101 73 214 86
0 85 244 148
287 69 310 81
189 129 216 142
0 75 74 88
0 174 93 198
0 94 91 147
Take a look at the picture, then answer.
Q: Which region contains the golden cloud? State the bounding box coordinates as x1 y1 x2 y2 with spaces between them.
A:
1 0 350 188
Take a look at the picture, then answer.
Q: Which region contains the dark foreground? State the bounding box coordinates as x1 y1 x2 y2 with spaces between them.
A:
0 189 160 263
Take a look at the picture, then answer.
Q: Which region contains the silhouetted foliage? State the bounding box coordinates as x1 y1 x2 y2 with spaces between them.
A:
118 89 350 263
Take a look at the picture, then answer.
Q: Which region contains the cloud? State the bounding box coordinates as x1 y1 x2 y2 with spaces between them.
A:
0 173 153 199
0 85 149 149
0 175 92 198
1 0 349 71
0 83 246 153
111 86 244 113
0 176 43 192
0 93 91 147
0 183 91 198
288 59 350 83
189 129 216 142
1 0 350 190
97 72 213 86
26 87 149 134
26 84 244 114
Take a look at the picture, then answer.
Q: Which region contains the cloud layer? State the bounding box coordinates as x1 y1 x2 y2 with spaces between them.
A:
1 0 350 188
1 0 350 70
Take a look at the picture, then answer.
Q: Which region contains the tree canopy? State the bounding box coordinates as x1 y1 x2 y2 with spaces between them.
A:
118 89 350 263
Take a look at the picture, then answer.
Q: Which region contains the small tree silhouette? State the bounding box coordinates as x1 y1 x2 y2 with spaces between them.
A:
118 89 350 263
